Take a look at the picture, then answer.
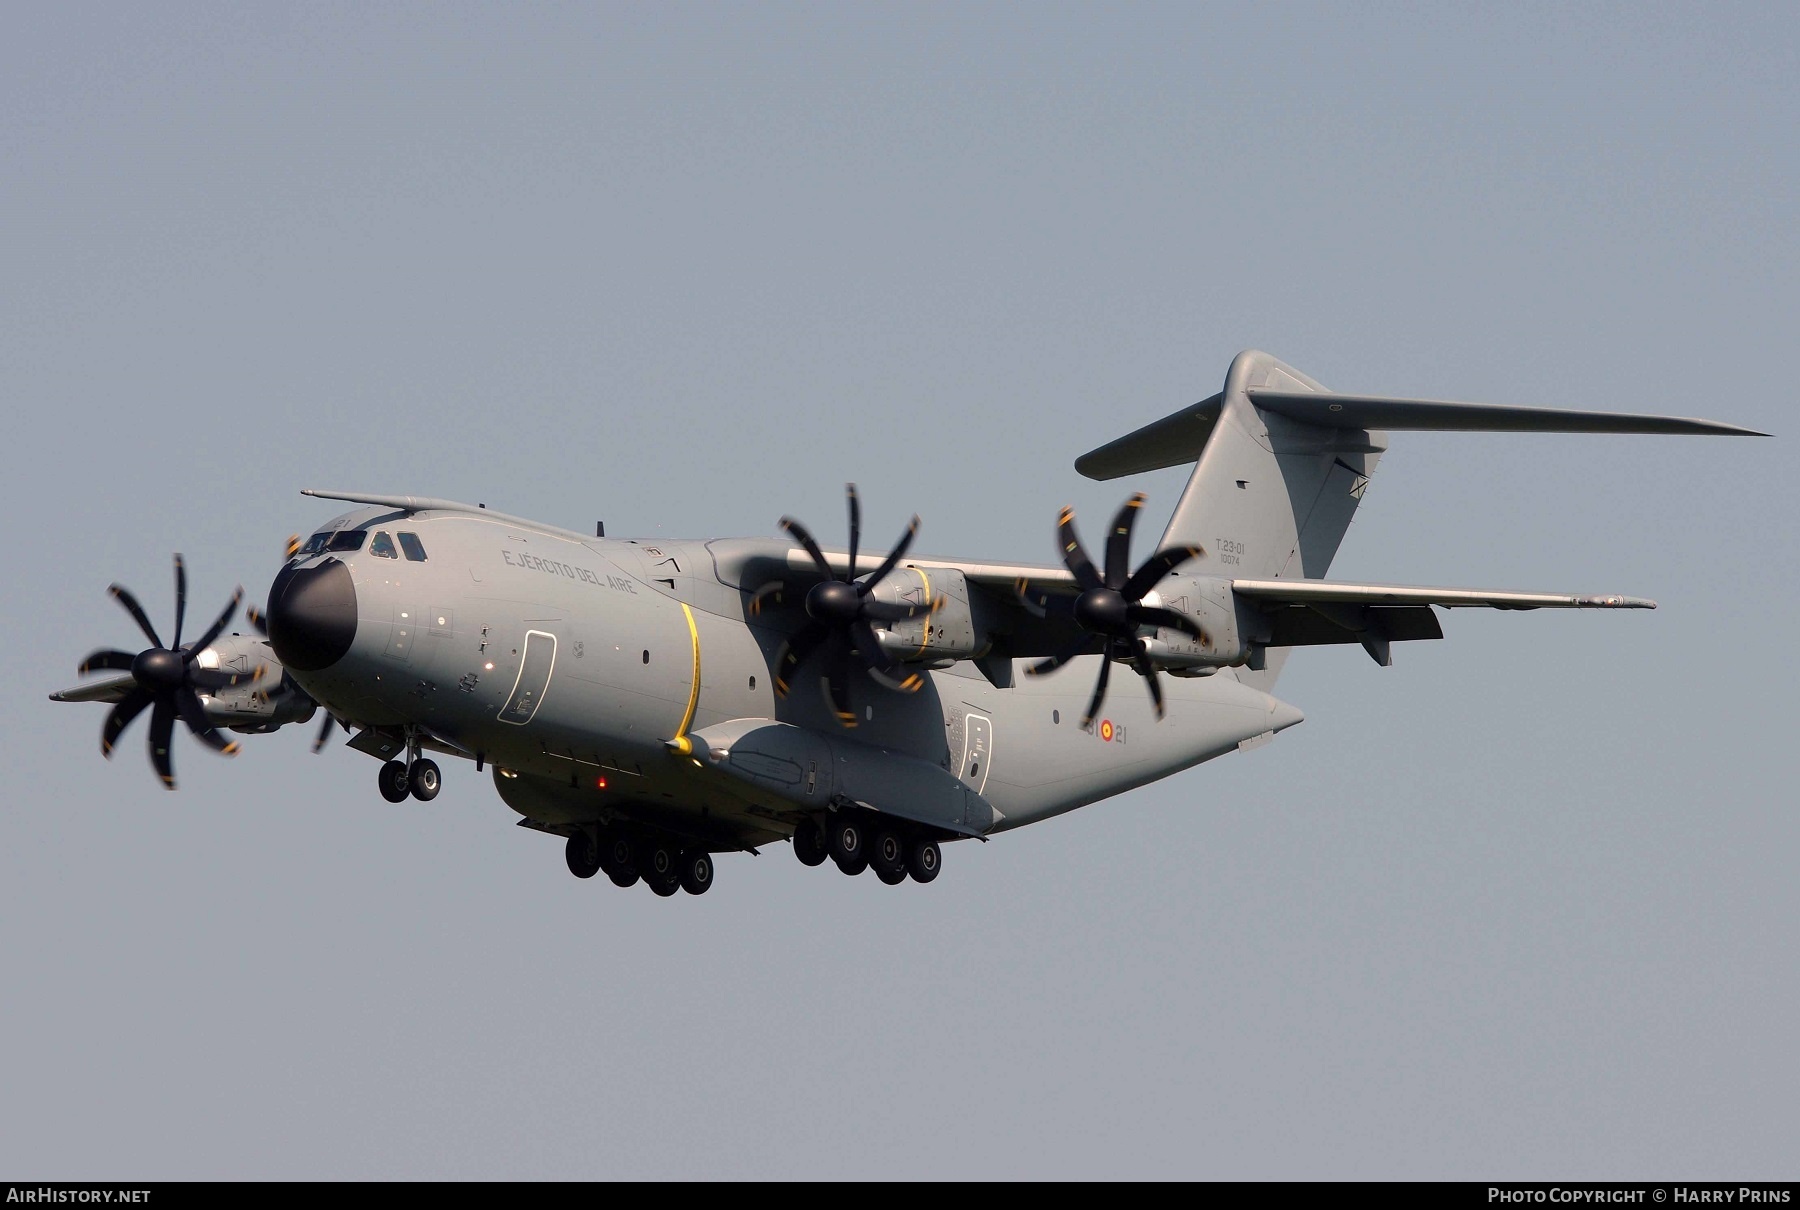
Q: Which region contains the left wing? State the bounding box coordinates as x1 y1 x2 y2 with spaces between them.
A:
48 672 138 704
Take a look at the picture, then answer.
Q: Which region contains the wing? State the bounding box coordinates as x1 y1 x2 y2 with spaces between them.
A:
1229 579 1656 611
778 546 1658 667
49 673 140 704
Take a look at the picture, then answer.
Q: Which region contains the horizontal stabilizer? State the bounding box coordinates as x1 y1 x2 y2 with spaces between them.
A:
1247 391 1769 437
1075 394 1223 480
1231 579 1657 611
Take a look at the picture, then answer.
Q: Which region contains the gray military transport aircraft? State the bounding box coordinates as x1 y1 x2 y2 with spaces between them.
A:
52 350 1764 896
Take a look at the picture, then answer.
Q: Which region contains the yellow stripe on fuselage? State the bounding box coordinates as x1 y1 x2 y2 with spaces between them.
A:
675 602 702 740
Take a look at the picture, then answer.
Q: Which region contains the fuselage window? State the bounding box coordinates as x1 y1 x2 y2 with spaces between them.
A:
369 531 399 559
397 532 427 562
326 529 368 553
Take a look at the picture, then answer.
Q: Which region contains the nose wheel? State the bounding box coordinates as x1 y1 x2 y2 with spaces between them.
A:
377 760 410 803
376 756 441 802
407 758 440 801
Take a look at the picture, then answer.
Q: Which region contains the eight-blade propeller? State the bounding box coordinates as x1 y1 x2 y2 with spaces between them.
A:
1019 493 1204 727
759 484 936 727
78 555 254 788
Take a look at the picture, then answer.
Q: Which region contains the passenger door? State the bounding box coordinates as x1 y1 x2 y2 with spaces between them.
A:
498 629 558 725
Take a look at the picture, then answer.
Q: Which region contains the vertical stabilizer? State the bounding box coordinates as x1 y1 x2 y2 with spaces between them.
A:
1076 351 1387 690
1163 350 1385 582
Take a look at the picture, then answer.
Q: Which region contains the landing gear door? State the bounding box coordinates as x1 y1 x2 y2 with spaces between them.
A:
959 713 992 796
499 630 557 725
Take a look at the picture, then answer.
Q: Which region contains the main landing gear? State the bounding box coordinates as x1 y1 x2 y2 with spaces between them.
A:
792 817 941 885
565 825 713 896
376 728 442 803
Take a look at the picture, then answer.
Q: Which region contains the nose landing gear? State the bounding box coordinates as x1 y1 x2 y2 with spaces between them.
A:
375 729 443 803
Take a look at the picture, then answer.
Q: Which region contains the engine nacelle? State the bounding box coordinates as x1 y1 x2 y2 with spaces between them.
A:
1135 574 1255 671
864 565 993 665
193 632 319 731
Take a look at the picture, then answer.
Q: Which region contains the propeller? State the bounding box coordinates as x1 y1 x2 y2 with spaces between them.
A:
244 604 341 753
759 484 937 727
1018 493 1205 727
78 555 254 788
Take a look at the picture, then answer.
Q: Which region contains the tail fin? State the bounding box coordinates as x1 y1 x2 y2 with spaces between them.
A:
1077 350 1383 587
1074 349 1766 688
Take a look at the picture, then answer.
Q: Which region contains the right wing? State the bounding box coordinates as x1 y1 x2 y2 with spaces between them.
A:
1229 579 1656 611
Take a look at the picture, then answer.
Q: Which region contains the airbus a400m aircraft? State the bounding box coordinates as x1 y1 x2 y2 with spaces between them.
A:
52 351 1763 897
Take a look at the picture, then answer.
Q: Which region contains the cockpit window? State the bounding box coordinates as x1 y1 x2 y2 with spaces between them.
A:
397 532 427 562
326 529 368 553
369 531 399 559
297 532 332 558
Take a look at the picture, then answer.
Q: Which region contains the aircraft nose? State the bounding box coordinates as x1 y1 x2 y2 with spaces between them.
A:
266 556 358 671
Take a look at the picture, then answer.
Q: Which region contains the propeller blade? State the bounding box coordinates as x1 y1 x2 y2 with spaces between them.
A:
1140 663 1166 720
284 534 301 560
1127 603 1207 643
108 584 164 650
779 516 835 581
746 580 788 618
849 620 925 693
148 697 177 788
1056 508 1104 592
312 712 338 754
856 515 920 596
1025 636 1094 678
183 587 244 661
1013 582 1076 621
172 554 188 649
101 688 154 758
175 688 240 755
860 597 933 623
244 605 268 636
1079 650 1114 730
1122 544 1204 601
773 622 830 699
79 648 138 675
1104 493 1146 590
823 631 857 727
845 484 861 583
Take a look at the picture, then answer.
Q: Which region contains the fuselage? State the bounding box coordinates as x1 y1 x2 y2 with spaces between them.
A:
264 504 1299 851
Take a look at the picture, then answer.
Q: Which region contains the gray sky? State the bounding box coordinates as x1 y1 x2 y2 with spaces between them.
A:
4 3 1794 1179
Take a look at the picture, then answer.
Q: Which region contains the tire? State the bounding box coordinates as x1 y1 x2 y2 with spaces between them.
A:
906 838 941 884
871 828 907 882
601 832 638 888
792 820 828 867
647 869 681 897
679 850 713 896
408 758 441 802
377 760 410 803
636 839 679 884
828 818 865 865
565 831 600 879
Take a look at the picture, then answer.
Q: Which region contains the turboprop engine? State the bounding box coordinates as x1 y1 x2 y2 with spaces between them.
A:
1131 573 1257 673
